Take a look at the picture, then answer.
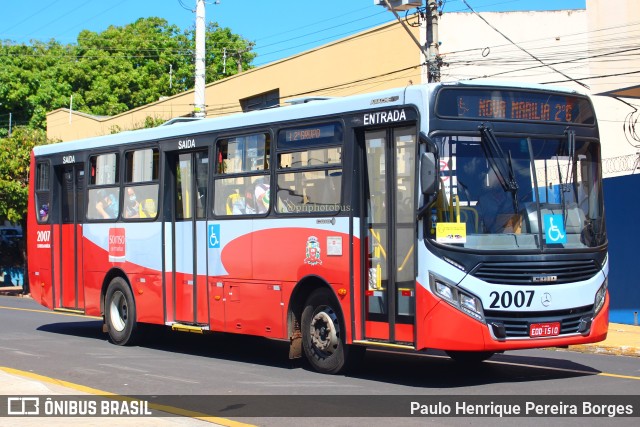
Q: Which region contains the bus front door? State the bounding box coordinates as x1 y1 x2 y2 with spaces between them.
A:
53 163 85 311
362 126 417 345
166 150 209 326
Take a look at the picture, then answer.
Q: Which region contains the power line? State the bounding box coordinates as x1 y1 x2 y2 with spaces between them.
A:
1 0 64 36
23 0 94 39
461 0 589 89
52 0 131 41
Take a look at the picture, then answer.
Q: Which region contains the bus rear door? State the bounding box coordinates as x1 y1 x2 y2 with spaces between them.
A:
164 149 210 326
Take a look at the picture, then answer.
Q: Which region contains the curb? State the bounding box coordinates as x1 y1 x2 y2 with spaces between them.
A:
566 344 640 358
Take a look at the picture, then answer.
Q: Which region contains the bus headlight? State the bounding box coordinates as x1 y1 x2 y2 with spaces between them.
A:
429 273 485 322
594 278 607 315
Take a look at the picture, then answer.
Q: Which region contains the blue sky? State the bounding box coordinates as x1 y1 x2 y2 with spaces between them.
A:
1 0 586 66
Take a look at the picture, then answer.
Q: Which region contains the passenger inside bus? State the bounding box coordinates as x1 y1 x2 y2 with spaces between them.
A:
96 189 119 219
124 187 140 218
254 180 270 214
139 198 157 218
476 171 516 233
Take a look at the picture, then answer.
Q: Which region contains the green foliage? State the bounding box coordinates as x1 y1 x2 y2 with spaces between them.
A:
143 116 167 128
0 17 256 130
0 127 50 223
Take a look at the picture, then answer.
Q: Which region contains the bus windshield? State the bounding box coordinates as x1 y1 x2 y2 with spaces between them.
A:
431 132 606 251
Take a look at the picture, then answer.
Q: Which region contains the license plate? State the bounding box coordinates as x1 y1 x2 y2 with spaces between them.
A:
529 322 560 338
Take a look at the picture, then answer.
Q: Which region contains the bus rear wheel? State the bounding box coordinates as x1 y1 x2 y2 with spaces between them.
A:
301 288 351 374
105 277 139 346
445 350 495 363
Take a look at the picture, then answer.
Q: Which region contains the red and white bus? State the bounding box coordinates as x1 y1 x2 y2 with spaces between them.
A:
28 81 609 374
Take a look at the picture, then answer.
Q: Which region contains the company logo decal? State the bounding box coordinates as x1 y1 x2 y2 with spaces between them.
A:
532 275 558 283
541 292 552 307
108 228 126 262
304 236 322 266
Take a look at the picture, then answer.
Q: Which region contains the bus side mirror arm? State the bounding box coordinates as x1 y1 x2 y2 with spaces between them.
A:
417 133 439 221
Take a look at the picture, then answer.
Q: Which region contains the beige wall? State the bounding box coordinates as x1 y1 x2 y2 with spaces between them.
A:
433 10 589 87
47 19 422 142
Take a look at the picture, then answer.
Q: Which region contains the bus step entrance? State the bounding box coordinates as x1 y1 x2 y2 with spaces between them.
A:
170 323 209 334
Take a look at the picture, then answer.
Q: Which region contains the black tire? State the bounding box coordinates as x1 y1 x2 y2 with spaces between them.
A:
301 288 353 374
105 277 139 346
445 350 495 364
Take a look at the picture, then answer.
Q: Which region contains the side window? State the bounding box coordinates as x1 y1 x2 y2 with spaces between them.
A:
276 123 343 214
35 162 51 223
123 148 159 220
87 153 120 220
214 133 270 216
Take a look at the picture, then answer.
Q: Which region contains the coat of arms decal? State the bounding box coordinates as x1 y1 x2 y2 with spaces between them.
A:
304 236 322 266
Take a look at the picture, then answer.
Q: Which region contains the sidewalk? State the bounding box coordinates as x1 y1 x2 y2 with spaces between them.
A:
0 368 244 426
567 322 640 357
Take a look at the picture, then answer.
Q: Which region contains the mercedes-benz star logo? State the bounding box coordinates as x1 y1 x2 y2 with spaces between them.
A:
541 292 552 307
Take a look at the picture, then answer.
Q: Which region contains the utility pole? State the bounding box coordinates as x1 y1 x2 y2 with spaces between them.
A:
222 48 227 74
375 0 441 82
233 42 253 74
193 0 206 118
426 0 441 82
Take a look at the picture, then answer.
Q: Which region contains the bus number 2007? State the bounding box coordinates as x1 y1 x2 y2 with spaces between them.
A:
489 290 534 309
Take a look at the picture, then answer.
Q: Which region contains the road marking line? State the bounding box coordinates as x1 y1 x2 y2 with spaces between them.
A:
487 360 640 381
371 349 640 381
598 372 640 381
0 305 101 319
0 367 255 427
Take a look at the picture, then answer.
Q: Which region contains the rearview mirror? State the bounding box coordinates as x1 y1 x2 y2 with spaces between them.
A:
420 152 437 196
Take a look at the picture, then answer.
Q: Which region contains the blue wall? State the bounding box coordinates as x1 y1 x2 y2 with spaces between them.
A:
604 174 640 325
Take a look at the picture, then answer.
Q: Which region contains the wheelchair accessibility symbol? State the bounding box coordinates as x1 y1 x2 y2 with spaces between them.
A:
544 214 566 244
208 224 220 248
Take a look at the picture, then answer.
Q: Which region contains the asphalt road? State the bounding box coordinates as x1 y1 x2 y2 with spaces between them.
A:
1 295 639 426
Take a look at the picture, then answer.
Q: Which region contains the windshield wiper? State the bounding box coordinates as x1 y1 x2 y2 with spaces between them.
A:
558 128 576 224
478 124 519 212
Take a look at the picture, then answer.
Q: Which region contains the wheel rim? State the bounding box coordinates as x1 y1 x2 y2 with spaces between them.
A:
309 306 340 357
109 290 128 332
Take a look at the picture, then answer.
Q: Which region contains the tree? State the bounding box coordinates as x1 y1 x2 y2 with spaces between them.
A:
0 17 256 130
0 127 50 224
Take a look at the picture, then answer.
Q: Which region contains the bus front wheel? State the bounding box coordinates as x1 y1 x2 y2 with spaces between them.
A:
105 277 139 346
301 288 351 374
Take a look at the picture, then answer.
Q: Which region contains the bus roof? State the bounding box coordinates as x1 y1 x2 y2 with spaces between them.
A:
35 81 586 156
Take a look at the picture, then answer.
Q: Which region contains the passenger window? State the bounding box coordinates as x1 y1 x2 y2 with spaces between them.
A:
218 134 269 174
122 148 159 220
89 153 118 185
275 124 343 215
123 184 158 219
87 187 120 220
125 148 159 182
87 153 120 221
35 162 51 223
214 133 271 216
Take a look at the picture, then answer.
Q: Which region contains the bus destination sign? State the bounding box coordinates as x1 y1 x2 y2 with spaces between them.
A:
285 124 335 142
279 123 343 149
436 88 595 125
